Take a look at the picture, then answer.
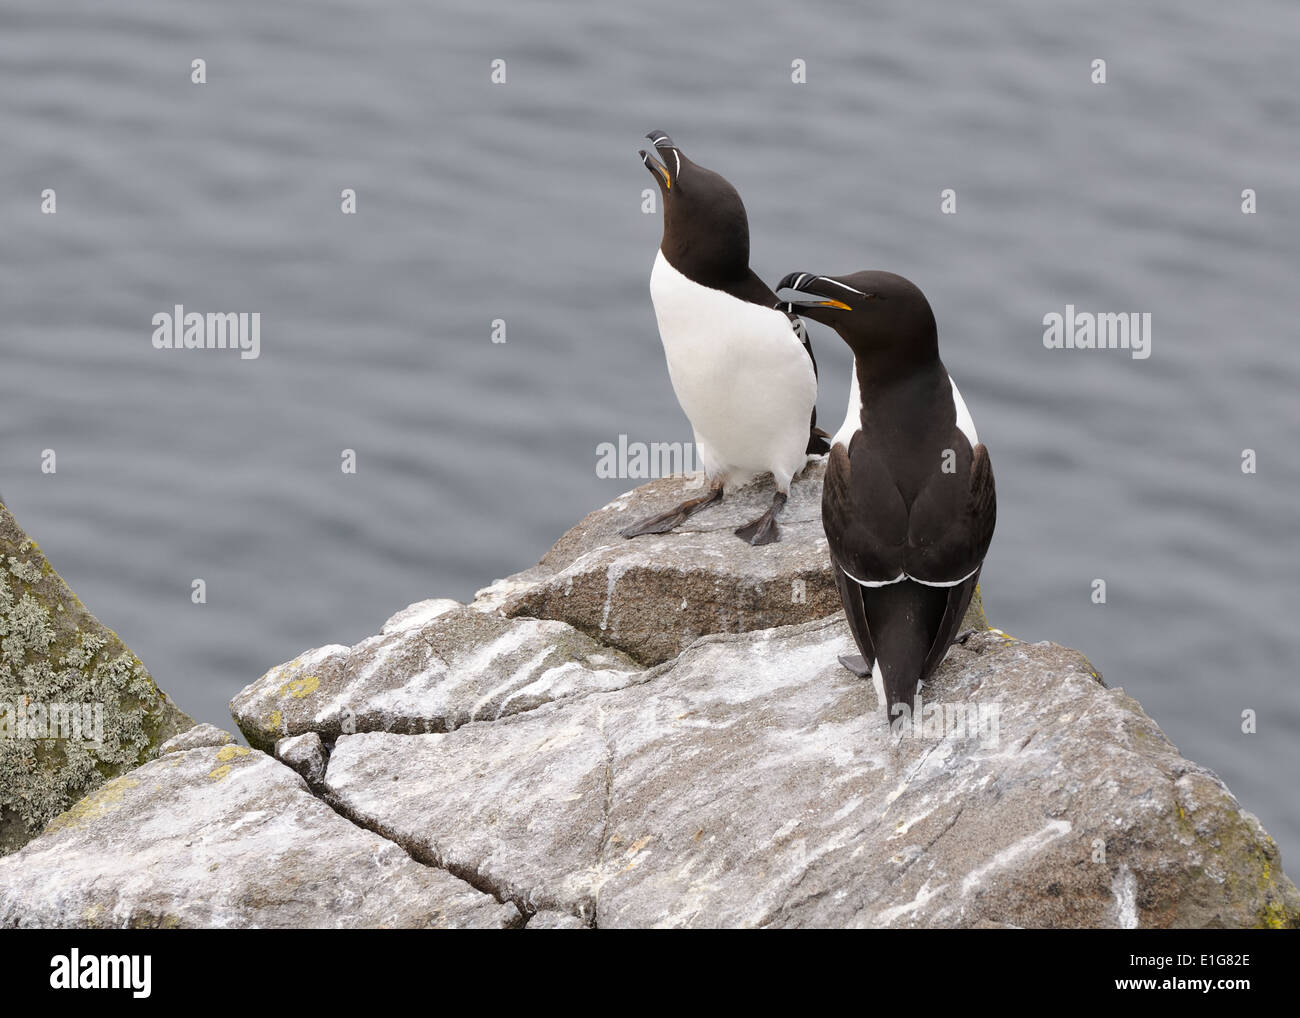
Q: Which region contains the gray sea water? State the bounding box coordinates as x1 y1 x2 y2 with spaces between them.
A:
3 0 1298 867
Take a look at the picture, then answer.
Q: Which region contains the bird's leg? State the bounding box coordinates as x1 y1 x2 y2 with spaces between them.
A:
735 490 787 546
620 478 724 538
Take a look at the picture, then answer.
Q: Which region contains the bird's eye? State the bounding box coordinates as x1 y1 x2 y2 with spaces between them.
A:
863 293 880 301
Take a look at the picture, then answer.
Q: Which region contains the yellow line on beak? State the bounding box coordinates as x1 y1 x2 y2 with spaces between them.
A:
816 299 852 310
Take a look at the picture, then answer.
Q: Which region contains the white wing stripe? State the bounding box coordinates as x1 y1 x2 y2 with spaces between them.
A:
909 566 981 588
841 566 905 588
841 564 980 589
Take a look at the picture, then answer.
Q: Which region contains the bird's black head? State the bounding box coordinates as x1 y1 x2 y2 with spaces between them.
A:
641 130 750 282
775 270 939 369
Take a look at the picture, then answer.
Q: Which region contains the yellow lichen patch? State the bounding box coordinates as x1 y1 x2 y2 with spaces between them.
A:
215 744 249 763
279 675 320 700
45 776 141 833
208 764 233 781
267 710 282 732
1257 859 1292 928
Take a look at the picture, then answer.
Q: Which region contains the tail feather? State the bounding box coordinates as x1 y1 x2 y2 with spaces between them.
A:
861 581 951 712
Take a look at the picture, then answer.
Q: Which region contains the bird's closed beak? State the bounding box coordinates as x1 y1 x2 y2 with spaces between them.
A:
640 130 679 190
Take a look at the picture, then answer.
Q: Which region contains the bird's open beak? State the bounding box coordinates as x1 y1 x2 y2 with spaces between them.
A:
640 130 678 190
774 273 858 320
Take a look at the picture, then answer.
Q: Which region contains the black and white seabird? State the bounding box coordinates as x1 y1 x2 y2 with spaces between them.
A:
776 270 996 714
620 131 830 546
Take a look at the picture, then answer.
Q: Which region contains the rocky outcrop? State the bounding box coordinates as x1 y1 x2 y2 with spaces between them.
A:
229 599 645 753
490 463 983 666
1 472 1294 928
275 732 328 785
159 722 233 755
0 738 518 928
0 501 194 856
319 619 1296 928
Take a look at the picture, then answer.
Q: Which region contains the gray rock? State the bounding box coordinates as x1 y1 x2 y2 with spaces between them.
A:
160 723 234 755
0 742 518 929
276 732 326 785
9 470 1293 929
230 599 642 752
321 616 1298 928
0 503 194 856
324 703 610 918
527 910 590 929
492 462 986 666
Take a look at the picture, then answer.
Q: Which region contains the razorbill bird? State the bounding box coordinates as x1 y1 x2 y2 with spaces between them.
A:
620 131 830 546
777 270 996 714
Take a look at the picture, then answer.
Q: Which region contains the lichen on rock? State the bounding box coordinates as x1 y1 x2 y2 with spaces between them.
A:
0 502 193 855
